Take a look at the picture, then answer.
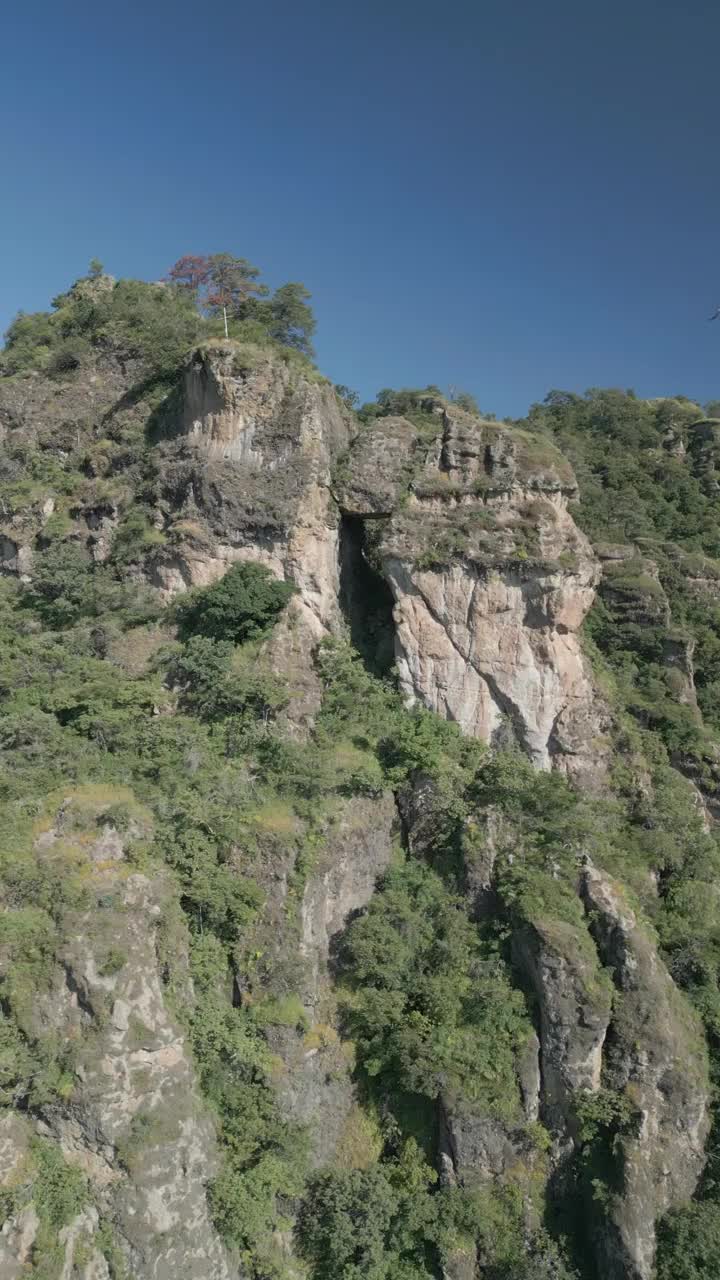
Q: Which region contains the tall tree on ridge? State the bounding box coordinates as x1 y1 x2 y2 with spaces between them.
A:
267 282 316 356
207 254 267 338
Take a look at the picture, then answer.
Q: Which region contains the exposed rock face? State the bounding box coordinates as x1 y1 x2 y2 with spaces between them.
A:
150 345 349 633
512 921 612 1145
0 533 31 577
48 875 237 1280
580 863 710 1280
3 347 715 1280
4 795 241 1280
299 792 397 1013
264 793 397 1167
146 343 352 731
339 404 608 776
596 549 671 629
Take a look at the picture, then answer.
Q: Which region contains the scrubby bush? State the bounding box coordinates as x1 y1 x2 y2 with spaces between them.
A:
174 562 295 644
298 1142 438 1280
341 859 530 1114
656 1202 720 1280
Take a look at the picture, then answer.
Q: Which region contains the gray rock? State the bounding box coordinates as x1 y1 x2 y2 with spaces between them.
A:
580 863 711 1280
512 921 612 1144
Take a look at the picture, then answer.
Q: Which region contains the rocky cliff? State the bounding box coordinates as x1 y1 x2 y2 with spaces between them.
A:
337 401 607 778
1 338 717 1280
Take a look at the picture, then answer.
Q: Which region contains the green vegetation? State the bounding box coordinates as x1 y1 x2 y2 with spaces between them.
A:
5 284 720 1279
528 388 720 732
358 385 495 427
298 1141 439 1280
340 859 530 1117
1 253 318 381
1 271 201 378
174 561 295 643
656 1203 720 1280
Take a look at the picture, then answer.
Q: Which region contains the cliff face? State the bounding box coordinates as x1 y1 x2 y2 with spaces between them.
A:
152 345 349 628
338 403 607 778
0 790 240 1280
0 344 715 1280
149 344 352 732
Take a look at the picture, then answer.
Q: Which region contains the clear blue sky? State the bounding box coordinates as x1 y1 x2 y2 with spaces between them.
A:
3 0 720 416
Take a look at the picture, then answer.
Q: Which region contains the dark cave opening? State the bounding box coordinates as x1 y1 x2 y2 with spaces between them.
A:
339 514 396 677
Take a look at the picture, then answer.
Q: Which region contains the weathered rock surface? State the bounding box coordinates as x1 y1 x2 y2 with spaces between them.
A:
146 343 352 731
299 792 397 1012
580 863 711 1280
596 550 671 629
512 920 613 1144
150 344 349 630
2 795 241 1280
2 343 716 1280
260 792 397 1166
339 404 608 776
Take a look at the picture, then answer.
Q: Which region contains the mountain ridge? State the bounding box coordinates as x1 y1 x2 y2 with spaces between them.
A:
2 272 720 1280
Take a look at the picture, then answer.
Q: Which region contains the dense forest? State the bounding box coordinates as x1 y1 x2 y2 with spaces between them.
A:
2 262 720 1280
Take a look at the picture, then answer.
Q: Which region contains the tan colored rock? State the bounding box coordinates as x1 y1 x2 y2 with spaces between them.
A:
341 405 608 776
148 344 352 730
263 792 397 1167
152 344 349 629
0 1204 39 1279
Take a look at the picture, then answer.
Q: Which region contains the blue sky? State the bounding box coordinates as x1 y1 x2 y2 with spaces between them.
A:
2 0 720 416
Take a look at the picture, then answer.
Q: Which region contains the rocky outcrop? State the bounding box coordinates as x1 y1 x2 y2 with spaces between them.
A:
150 345 349 632
2 789 240 1280
512 920 613 1145
580 863 711 1280
144 343 352 731
0 533 31 577
596 550 671 629
0 350 147 577
260 793 397 1167
339 403 608 776
299 792 397 1012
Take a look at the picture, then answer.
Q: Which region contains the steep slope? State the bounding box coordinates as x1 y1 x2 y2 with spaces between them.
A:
337 399 607 778
1 300 719 1280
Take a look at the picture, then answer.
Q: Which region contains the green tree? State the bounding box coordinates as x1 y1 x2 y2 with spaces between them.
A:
207 253 267 338
174 563 295 644
656 1202 720 1280
335 384 360 410
24 542 95 627
298 1143 437 1280
267 282 316 355
341 859 529 1111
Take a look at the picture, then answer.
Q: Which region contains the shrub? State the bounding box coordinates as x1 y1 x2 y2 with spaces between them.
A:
31 1138 87 1228
24 542 96 628
298 1142 438 1280
656 1202 720 1280
340 859 530 1115
174 562 295 644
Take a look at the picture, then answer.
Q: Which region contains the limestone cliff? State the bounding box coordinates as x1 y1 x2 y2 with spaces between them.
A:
581 863 710 1280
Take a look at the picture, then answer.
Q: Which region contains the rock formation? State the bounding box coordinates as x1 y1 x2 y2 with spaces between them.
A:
0 789 240 1279
1 343 715 1280
338 401 608 778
